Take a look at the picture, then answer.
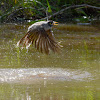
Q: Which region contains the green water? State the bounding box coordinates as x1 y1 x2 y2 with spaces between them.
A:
0 24 100 100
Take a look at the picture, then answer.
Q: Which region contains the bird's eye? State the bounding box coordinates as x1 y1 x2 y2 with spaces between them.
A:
49 22 52 25
48 22 53 25
48 21 53 26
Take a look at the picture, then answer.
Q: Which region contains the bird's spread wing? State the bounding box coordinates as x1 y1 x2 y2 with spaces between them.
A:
17 26 61 54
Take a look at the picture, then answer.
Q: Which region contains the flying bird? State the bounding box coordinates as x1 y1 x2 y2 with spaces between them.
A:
17 20 61 54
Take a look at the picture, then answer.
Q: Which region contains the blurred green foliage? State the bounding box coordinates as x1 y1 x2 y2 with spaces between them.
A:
0 0 100 23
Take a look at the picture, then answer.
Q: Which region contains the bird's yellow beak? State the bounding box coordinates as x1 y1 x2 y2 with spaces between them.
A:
53 22 58 25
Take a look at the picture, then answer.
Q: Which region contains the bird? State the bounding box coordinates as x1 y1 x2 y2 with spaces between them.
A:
17 20 61 54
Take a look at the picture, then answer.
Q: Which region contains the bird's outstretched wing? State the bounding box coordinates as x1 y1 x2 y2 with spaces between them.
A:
17 26 61 54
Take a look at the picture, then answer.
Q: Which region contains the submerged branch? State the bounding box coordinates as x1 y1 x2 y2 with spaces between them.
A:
39 4 100 21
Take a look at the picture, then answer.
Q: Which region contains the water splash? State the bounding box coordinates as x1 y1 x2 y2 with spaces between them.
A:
0 68 92 83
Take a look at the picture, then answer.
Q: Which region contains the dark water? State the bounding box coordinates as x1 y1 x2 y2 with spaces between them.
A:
0 24 100 100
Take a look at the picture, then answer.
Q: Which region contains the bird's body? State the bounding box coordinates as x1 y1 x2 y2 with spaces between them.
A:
28 21 52 31
17 20 61 54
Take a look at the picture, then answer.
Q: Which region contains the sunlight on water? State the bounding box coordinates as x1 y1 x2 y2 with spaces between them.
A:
0 24 100 100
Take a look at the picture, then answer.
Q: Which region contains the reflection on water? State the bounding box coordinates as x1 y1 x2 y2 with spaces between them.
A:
0 24 100 100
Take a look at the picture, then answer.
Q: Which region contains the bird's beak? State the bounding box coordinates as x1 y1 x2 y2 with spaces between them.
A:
53 21 58 25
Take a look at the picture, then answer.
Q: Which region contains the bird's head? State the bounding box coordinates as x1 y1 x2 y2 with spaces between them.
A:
42 20 58 31
48 20 58 27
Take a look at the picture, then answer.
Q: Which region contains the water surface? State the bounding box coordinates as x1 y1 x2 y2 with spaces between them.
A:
0 24 100 100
